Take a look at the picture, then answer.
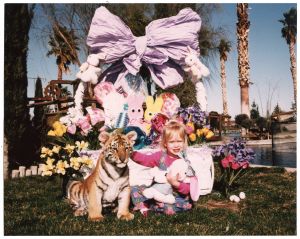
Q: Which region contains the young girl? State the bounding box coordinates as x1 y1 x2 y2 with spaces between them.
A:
130 120 193 216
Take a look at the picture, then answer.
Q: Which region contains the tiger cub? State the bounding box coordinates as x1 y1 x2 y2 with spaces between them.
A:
66 130 137 221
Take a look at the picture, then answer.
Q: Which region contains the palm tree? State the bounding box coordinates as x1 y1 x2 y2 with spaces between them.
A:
279 7 297 108
236 3 251 117
218 39 231 116
47 22 81 81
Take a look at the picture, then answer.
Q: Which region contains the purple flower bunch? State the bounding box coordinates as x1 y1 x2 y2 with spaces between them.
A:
178 105 208 127
212 138 256 166
212 138 256 197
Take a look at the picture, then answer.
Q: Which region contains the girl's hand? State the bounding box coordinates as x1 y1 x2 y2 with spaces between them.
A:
166 173 180 188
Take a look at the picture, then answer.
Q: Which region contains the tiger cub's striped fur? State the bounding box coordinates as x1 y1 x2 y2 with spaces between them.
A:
66 130 137 221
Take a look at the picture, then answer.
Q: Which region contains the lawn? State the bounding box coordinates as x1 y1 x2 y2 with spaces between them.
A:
4 166 296 236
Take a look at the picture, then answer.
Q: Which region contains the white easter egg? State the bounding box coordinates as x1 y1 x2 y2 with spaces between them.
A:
229 195 235 201
233 196 240 203
239 192 246 199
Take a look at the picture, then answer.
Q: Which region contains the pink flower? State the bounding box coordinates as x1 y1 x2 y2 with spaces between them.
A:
185 125 194 134
77 116 92 135
231 162 241 170
67 124 76 134
221 158 230 168
86 107 105 126
240 161 249 169
227 154 235 162
221 155 234 168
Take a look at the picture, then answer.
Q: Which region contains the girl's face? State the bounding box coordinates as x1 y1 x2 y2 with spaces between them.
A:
165 133 185 157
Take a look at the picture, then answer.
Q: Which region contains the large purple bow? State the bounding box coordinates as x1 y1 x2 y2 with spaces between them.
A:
87 6 201 89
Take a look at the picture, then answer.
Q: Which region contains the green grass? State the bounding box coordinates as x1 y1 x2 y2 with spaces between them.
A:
4 166 296 235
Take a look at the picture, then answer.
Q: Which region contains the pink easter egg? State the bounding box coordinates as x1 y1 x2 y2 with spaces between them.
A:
160 92 180 118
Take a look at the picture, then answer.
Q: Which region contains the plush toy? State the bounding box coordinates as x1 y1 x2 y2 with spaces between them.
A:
123 126 150 150
142 159 191 204
127 93 147 131
147 113 169 147
144 95 164 135
76 53 106 85
160 92 181 119
101 91 127 129
183 46 210 83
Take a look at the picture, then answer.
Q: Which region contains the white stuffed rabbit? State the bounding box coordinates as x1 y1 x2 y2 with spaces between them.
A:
76 53 106 85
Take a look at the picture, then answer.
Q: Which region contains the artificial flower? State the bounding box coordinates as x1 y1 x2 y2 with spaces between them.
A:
196 129 204 137
64 144 75 154
212 138 256 197
47 130 56 136
206 130 214 139
189 133 196 142
52 145 61 154
70 157 81 170
75 141 89 151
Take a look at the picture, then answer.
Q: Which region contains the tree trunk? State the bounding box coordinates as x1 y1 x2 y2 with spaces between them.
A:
237 3 251 117
57 66 63 81
289 40 297 108
220 57 228 115
240 85 250 117
3 135 9 180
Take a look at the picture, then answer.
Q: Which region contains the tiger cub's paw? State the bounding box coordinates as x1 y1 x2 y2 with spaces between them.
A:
74 208 87 217
88 215 105 222
117 212 134 221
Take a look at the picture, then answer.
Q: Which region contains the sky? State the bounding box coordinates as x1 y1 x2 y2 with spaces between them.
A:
26 3 297 118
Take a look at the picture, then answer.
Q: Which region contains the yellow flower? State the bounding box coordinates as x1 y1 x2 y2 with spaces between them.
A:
55 160 68 175
54 129 64 137
41 163 54 176
46 157 55 167
202 127 210 135
47 130 56 136
70 157 81 170
206 131 214 139
189 133 197 142
75 141 89 151
80 156 94 169
196 129 204 137
40 147 53 158
52 145 61 154
41 147 49 154
48 121 67 137
64 144 75 154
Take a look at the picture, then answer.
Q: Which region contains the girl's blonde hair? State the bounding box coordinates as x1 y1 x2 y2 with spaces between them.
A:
160 120 188 150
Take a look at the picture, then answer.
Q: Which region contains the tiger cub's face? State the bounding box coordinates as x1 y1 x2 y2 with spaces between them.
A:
99 131 137 168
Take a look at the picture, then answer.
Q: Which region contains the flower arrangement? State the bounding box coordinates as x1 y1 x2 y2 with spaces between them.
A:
40 82 104 185
212 138 256 197
40 141 93 178
178 105 214 145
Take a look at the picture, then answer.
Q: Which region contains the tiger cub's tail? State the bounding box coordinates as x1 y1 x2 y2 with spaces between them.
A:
66 180 88 215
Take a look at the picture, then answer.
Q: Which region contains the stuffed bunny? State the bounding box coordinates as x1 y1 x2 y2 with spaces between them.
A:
127 93 146 131
101 91 127 129
144 96 164 135
76 53 106 85
142 159 191 204
183 46 210 83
